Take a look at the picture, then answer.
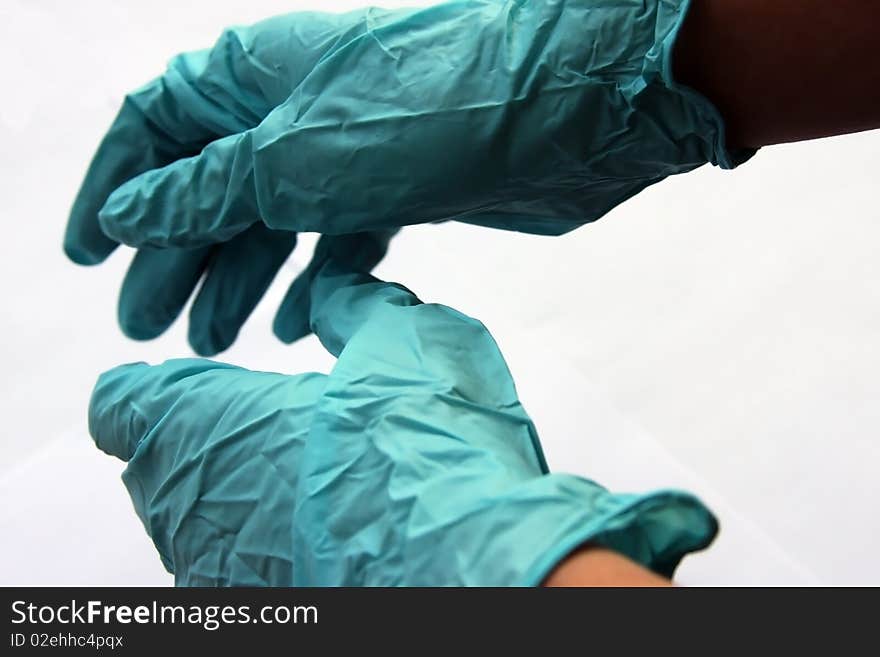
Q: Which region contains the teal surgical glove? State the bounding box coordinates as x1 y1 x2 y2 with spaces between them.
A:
89 261 717 586
65 0 754 355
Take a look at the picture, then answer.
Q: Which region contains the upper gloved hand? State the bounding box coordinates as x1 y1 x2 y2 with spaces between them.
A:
65 0 753 356
89 260 717 586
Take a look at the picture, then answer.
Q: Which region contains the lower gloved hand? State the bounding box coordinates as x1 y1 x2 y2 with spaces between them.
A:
89 260 717 586
66 0 753 356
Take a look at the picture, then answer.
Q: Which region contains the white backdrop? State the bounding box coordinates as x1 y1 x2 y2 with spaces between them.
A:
1 0 878 585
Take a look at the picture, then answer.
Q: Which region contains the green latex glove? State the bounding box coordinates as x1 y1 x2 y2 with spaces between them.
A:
89 260 717 586
65 0 753 355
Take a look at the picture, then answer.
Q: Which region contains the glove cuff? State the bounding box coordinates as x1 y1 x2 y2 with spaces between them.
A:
455 474 718 586
646 0 757 170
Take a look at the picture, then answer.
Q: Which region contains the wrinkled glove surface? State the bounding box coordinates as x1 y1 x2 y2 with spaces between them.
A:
65 0 753 355
90 260 717 586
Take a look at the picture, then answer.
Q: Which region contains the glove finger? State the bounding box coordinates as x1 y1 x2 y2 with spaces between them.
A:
64 58 250 265
63 19 303 266
303 269 547 536
309 260 521 408
72 6 416 259
273 230 397 344
308 263 420 359
271 273 311 346
118 246 212 340
89 357 326 463
89 359 327 584
63 97 207 265
98 130 263 249
89 359 242 462
188 225 297 356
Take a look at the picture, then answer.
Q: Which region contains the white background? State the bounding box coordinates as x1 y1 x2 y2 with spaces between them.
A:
1 0 878 585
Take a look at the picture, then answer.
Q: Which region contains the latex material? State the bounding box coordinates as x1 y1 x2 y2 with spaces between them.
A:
89 262 718 586
66 0 754 355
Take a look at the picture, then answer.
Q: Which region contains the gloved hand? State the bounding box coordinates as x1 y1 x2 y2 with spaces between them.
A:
65 0 754 355
89 260 717 586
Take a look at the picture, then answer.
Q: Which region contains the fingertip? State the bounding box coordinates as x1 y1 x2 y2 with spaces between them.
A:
118 312 166 342
188 337 220 358
308 262 421 357
276 230 399 348
118 247 211 343
63 240 112 266
187 224 297 354
187 320 231 358
88 362 152 461
98 184 140 245
99 174 184 248
63 217 118 265
88 358 237 461
118 298 176 342
99 133 263 249
273 278 311 344
272 310 310 344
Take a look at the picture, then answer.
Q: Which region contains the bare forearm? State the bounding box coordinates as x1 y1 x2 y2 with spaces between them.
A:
543 546 673 587
674 0 880 149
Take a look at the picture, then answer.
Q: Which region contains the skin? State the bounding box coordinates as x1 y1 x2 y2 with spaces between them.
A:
79 2 880 586
673 0 880 149
544 547 673 587
547 2 880 586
